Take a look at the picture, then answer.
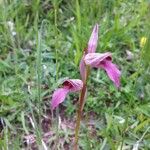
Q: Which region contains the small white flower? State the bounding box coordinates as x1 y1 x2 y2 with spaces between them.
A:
119 118 125 124
7 21 16 36
43 65 47 70
12 31 16 36
114 115 125 124
7 21 14 31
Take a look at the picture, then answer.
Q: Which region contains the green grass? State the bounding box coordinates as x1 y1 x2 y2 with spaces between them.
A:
0 0 150 149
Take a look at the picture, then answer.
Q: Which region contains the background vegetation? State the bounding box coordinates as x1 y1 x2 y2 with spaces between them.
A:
0 0 150 149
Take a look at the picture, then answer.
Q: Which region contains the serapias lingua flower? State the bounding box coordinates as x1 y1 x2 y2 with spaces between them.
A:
84 52 121 88
51 79 83 110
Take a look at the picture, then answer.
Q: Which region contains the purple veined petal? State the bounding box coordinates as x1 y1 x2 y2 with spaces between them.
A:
79 54 86 81
100 60 121 88
51 88 69 110
84 52 112 67
63 79 83 92
84 52 121 88
88 24 99 53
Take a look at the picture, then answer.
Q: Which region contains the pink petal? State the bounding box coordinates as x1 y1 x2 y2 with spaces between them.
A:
63 79 83 92
88 24 99 53
100 60 121 88
84 53 121 88
51 88 69 110
79 54 86 81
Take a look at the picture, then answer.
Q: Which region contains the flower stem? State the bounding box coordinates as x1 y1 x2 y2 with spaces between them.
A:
74 66 89 150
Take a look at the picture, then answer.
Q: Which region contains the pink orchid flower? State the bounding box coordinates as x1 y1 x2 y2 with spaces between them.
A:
80 24 99 80
51 79 83 110
84 52 121 88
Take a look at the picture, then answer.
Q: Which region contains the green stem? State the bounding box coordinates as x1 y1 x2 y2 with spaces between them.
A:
53 1 60 149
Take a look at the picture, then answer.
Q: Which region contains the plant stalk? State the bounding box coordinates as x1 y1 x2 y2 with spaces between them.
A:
74 83 87 150
74 57 90 149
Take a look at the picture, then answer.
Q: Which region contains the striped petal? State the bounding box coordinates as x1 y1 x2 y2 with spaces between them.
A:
84 52 112 67
63 79 83 92
88 24 99 53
